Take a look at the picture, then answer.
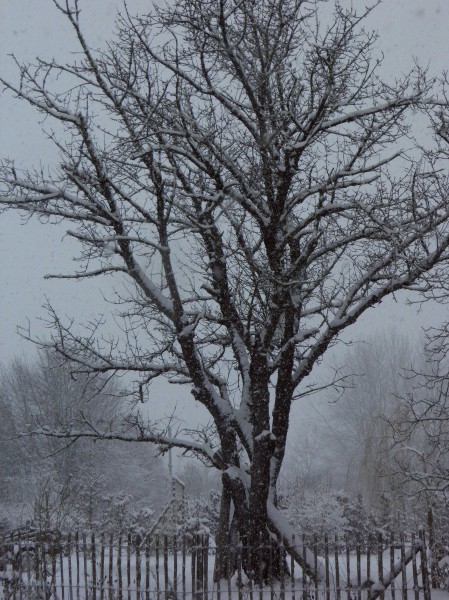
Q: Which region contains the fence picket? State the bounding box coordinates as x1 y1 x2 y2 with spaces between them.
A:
346 535 351 600
135 535 141 600
419 531 431 600
117 535 123 600
411 533 420 600
182 535 186 600
108 534 114 600
356 535 361 600
145 539 150 600
82 532 88 600
325 534 330 600
58 534 65 600
204 535 209 600
302 534 307 600
164 535 169 600
390 533 395 600
173 535 178 599
68 532 73 600
155 536 160 600
127 533 131 600
91 532 97 600
291 534 296 600
280 535 286 600
367 534 372 600
377 533 384 600
401 533 407 600
75 531 80 600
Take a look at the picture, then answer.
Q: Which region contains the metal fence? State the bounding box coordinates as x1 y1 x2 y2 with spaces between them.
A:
0 530 433 600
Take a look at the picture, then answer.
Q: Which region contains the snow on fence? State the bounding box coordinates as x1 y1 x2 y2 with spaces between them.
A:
0 531 432 600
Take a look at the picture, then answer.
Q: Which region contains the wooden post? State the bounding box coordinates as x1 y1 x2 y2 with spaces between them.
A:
67 532 73 600
390 533 395 600
204 536 209 600
117 535 123 600
346 535 351 600
75 531 80 600
235 540 242 600
51 539 57 600
280 535 285 600
400 534 407 600
145 539 150 600
191 537 196 600
26 536 36 600
377 533 384 600
155 536 160 600
136 535 141 600
99 533 105 600
164 535 169 600
325 534 330 600
197 535 204 600
126 533 131 600
91 532 97 600
419 531 431 600
108 534 114 600
302 534 308 600
173 536 178 600
182 536 186 600
411 534 420 600
335 535 341 600
291 534 296 600
246 534 253 600
367 534 372 600
59 533 65 600
82 532 89 600
356 535 361 600
18 531 23 600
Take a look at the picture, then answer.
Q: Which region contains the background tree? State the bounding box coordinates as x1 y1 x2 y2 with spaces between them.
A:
2 0 449 579
0 350 169 529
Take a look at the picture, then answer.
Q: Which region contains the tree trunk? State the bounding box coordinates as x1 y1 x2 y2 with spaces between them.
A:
213 480 236 582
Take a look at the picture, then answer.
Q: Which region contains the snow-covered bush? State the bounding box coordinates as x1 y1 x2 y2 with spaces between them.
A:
176 491 220 545
95 492 154 535
281 484 350 540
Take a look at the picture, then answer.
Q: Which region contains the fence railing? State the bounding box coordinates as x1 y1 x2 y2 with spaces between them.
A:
0 531 433 600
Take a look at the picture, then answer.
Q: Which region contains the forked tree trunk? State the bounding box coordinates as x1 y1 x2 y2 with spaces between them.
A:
213 472 287 583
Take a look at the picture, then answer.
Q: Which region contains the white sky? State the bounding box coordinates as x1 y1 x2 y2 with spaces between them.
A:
1 0 449 367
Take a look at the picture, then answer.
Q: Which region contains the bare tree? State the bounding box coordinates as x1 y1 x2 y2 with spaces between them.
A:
0 351 168 528
388 325 449 500
2 0 449 579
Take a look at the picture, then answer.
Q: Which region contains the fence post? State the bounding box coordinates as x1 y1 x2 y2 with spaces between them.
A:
335 534 341 600
91 532 97 600
411 533 420 600
82 532 88 600
164 535 169 600
378 533 385 600
419 531 431 600
204 536 209 600
400 533 407 600
356 534 361 600
367 533 372 600
135 534 141 600
346 535 351 600
389 533 395 600
99 533 105 600
325 534 330 600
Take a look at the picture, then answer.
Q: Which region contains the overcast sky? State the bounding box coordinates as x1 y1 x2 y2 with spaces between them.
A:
1 0 449 366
